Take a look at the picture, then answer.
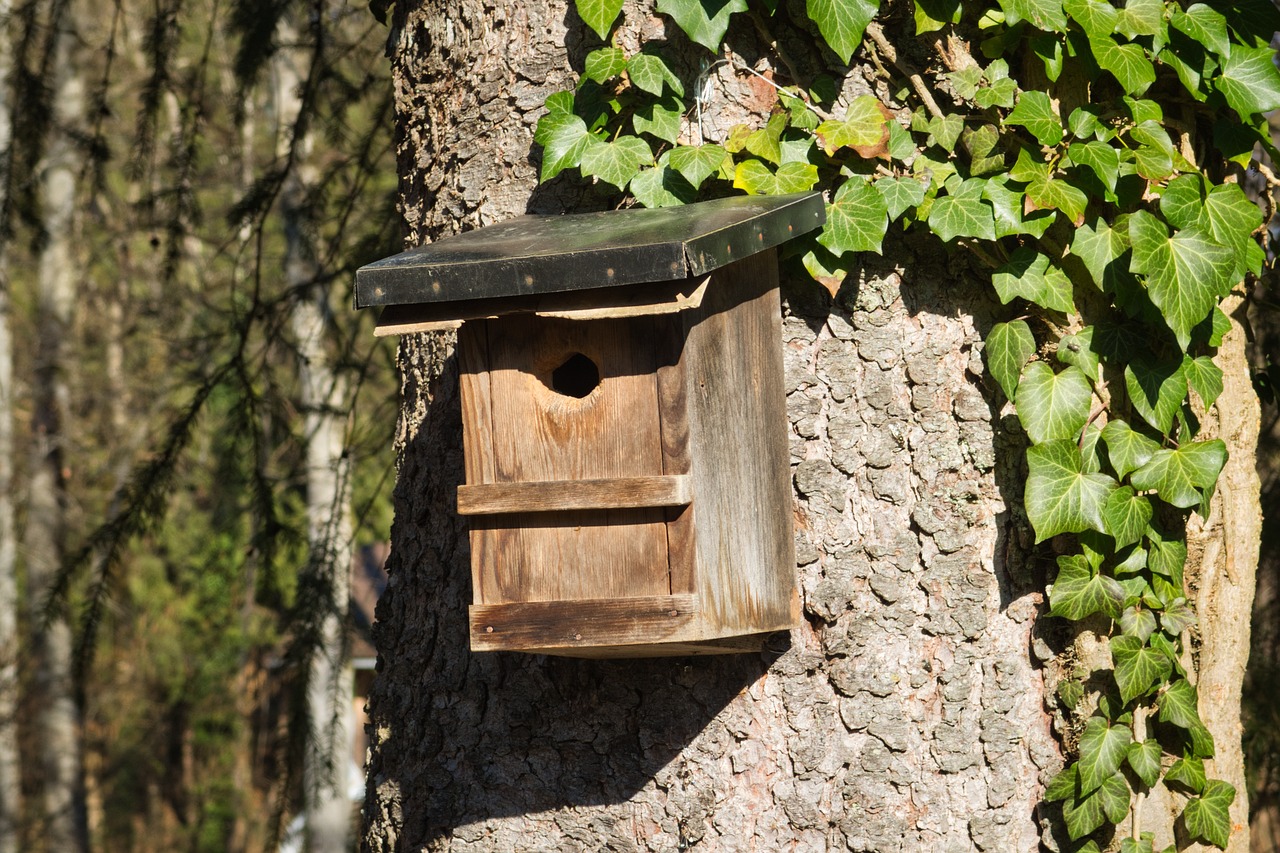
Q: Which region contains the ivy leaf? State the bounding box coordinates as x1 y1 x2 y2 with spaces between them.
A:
1104 487 1152 549
1058 327 1100 381
1069 105 1107 140
801 244 848 296
1072 218 1129 287
816 95 890 157
1064 0 1119 40
1182 780 1235 849
1063 772 1131 840
1120 605 1158 642
1111 635 1173 703
658 0 747 51
1079 717 1133 794
928 179 997 241
1170 4 1229 57
1028 442 1117 541
806 0 879 63
577 0 624 38
667 145 728 189
1130 121 1176 181
877 177 926 220
629 163 696 208
1050 553 1125 619
1101 420 1160 480
627 52 684 96
1115 0 1162 38
1147 527 1187 586
579 135 652 188
733 160 819 195
1006 91 1065 146
1183 355 1223 411
745 114 787 164
1119 836 1155 853
535 112 592 181
1089 36 1156 95
1160 598 1197 635
633 95 685 143
916 0 962 32
986 321 1037 401
1203 183 1264 280
1128 211 1232 349
1016 362 1092 443
984 177 1055 238
1130 440 1227 509
819 179 888 255
1159 174 1207 231
1127 739 1163 787
994 249 1076 313
1045 763 1080 801
1166 756 1206 793
583 47 628 82
1001 0 1068 32
1218 45 1280 117
1067 141 1120 193
1209 307 1231 347
1026 173 1088 223
1159 678 1203 730
1124 354 1187 434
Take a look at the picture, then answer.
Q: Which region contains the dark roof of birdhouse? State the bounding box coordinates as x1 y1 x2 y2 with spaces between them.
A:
354 192 824 309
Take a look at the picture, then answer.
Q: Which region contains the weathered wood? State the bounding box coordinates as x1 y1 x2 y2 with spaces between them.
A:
469 594 698 651
456 323 496 602
654 312 696 596
456 474 690 515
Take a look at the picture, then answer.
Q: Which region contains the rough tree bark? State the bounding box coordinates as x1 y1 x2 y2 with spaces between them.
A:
360 3 1259 851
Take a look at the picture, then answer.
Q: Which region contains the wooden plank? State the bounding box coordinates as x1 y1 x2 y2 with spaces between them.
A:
469 594 698 652
457 322 497 604
653 312 697 596
457 475 689 515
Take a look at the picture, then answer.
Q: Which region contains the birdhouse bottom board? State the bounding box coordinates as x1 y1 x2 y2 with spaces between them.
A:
453 251 799 657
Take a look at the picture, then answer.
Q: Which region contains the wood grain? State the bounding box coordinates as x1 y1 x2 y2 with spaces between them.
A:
469 594 698 651
456 474 689 515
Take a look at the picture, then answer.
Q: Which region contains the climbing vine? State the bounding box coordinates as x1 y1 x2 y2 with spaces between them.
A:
535 0 1273 848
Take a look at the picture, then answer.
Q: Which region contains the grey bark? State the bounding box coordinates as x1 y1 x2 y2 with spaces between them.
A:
24 5 88 851
0 1 20 850
275 16 356 852
362 2 1257 851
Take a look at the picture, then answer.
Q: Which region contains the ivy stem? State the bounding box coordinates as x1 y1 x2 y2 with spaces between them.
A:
864 23 945 119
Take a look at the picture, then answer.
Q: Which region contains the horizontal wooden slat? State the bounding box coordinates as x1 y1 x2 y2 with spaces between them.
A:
456 475 690 516
470 594 699 652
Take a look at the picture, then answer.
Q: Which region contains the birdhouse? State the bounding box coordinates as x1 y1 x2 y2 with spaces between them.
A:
355 192 825 657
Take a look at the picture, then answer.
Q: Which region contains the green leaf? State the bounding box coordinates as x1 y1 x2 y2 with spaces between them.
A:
1120 605 1158 642
1182 780 1235 849
1170 4 1229 57
1001 0 1068 31
629 163 696 208
1203 183 1264 279
1026 173 1089 223
1063 772 1131 840
1218 45 1280 117
1072 218 1129 287
733 160 820 195
994 249 1076 314
916 0 962 32
1089 36 1156 95
1006 91 1065 146
1119 835 1156 853
975 76 1018 109
1103 487 1152 549
1064 0 1119 38
1159 678 1203 730
577 0 624 38
1067 141 1120 193
1058 327 1100 381
1147 527 1187 585
579 135 652 189
1159 174 1207 231
536 112 593 181
1127 739 1163 787
1050 553 1125 618
1166 756 1206 792
584 47 629 82
986 321 1037 400
928 179 997 241
627 52 684 96
1069 106 1107 140
1079 716 1133 794
1209 307 1231 347
1130 121 1176 181
984 177 1055 238
807 0 879 63
1160 598 1196 635
1028 442 1118 541
801 244 848 295
1045 763 1080 801
1128 211 1232 349
1111 635 1173 703
1115 0 1162 38
1183 355 1223 411
667 145 728 189
658 0 747 51
1016 362 1092 443
1124 354 1187 434
877 177 926 220
745 114 787 163
820 179 889 255
927 114 965 152
816 96 890 158
633 96 684 143
1101 420 1160 480
1130 440 1227 509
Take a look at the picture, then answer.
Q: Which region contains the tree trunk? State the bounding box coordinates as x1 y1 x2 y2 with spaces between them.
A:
275 14 357 852
24 4 89 851
361 3 1258 851
0 1 21 849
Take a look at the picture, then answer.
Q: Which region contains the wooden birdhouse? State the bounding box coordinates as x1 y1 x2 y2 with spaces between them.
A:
356 192 825 657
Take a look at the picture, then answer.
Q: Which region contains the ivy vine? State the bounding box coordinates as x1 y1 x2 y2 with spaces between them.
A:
536 0 1275 848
